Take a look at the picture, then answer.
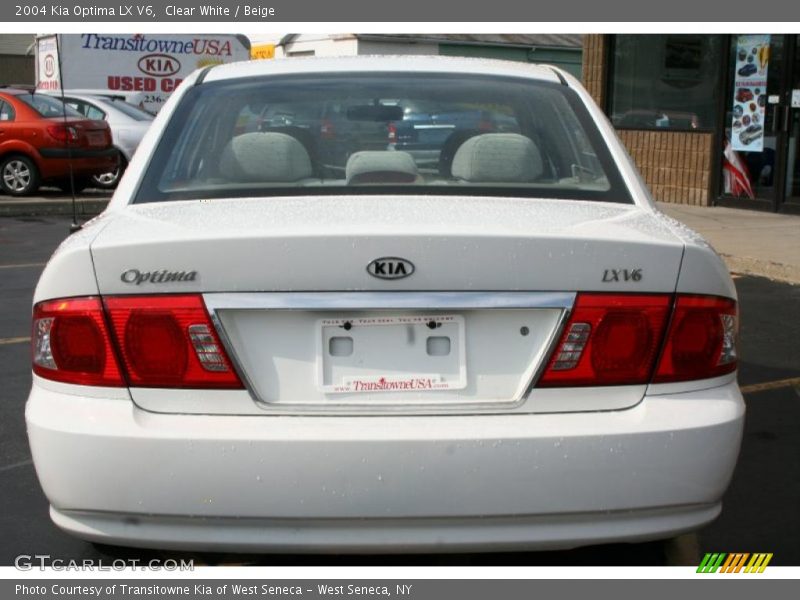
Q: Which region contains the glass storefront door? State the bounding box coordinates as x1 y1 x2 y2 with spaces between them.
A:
719 34 800 213
781 35 800 210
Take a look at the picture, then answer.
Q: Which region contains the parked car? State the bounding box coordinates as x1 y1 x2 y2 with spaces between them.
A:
27 57 744 553
613 109 701 130
737 63 758 77
739 124 764 146
0 88 117 196
44 92 154 189
735 88 754 103
389 101 521 171
57 89 151 113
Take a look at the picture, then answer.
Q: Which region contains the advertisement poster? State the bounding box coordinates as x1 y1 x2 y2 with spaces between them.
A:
731 34 770 151
34 34 250 113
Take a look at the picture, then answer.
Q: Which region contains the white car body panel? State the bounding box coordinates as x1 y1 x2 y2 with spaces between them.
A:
88 197 685 295
27 57 744 552
27 379 743 552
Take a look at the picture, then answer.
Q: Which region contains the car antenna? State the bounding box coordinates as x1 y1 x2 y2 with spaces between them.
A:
54 35 81 234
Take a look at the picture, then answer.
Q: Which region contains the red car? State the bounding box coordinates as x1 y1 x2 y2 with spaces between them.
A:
0 88 117 196
735 88 754 103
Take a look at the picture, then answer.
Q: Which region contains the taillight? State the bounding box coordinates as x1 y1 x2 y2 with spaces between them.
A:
539 293 738 387
320 118 335 140
32 297 124 386
32 294 242 389
104 295 242 389
539 294 671 387
653 295 738 383
387 122 398 143
46 124 79 144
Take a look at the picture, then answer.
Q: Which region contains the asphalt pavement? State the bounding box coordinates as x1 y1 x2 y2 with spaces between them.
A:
0 215 798 567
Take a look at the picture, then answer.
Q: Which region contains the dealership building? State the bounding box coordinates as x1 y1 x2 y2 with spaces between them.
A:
255 33 798 213
583 34 800 214
3 32 796 213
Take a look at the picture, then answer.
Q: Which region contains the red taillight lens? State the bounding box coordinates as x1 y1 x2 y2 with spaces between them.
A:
124 312 188 384
387 122 398 143
653 295 738 383
32 294 242 389
46 124 78 144
539 293 672 387
320 118 335 140
104 295 242 389
539 293 738 388
32 297 124 386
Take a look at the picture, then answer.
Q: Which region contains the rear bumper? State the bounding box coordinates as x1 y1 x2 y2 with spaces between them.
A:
39 147 119 159
26 381 744 552
37 149 118 179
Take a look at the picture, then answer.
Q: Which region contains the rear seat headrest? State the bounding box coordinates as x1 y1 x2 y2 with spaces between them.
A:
345 151 419 184
451 133 543 183
220 132 312 183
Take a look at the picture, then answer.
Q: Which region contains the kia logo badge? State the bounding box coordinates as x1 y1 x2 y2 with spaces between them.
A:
367 257 415 280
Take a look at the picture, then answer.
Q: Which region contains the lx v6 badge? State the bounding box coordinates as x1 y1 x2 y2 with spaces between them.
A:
602 268 642 282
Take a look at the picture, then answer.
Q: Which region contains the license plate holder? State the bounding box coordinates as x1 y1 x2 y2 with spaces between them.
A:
317 314 466 394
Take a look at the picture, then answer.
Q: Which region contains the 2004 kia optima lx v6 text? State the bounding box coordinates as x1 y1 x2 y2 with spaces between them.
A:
26 57 744 553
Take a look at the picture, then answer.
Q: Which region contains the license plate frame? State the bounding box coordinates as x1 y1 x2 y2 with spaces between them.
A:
317 314 467 394
86 132 106 147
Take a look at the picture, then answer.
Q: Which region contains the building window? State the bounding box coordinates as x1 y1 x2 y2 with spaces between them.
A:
609 35 723 131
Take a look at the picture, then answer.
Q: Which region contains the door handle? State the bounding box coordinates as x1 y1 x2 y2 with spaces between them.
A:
770 104 782 134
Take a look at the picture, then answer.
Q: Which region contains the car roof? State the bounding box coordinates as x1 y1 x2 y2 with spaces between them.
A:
202 55 565 85
0 87 34 96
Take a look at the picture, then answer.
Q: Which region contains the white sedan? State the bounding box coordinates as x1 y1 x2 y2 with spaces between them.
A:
26 57 744 553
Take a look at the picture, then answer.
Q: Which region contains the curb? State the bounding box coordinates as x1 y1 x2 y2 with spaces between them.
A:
0 199 109 218
721 254 800 286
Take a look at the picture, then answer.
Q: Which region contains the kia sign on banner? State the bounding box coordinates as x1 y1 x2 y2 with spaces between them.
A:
35 34 250 113
36 35 60 91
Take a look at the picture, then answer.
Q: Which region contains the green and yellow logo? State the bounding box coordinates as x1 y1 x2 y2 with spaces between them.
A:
697 553 773 573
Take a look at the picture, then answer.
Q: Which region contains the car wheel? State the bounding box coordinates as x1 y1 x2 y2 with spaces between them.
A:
0 155 40 196
91 153 126 190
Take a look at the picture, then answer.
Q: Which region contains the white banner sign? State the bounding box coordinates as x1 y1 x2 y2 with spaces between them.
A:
36 34 250 113
731 34 770 152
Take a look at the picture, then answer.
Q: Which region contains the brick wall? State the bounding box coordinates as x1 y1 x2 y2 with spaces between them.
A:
581 35 715 206
581 34 607 107
618 130 714 206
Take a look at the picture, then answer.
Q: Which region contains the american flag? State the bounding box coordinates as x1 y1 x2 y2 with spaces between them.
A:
722 139 755 199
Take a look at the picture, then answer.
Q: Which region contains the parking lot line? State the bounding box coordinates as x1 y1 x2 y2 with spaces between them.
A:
740 376 800 394
0 459 32 474
0 336 30 346
0 262 46 270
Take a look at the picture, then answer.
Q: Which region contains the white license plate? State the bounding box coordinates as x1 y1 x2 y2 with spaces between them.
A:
318 314 466 394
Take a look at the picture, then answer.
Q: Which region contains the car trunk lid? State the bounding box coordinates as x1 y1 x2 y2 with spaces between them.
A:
90 196 685 414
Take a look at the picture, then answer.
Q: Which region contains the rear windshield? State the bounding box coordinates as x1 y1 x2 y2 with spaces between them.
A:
134 73 632 204
18 94 82 118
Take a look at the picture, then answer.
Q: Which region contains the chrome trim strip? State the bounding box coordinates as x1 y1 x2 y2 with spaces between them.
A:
204 291 576 312
203 291 575 415
521 305 571 400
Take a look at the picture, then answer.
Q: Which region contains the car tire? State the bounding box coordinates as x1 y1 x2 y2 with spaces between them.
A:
0 155 40 196
91 152 126 190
